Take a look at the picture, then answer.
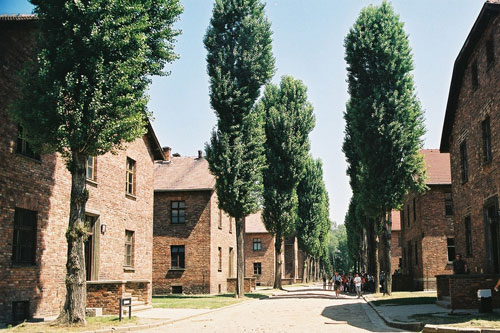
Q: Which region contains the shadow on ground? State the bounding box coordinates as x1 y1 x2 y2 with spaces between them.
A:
321 302 403 332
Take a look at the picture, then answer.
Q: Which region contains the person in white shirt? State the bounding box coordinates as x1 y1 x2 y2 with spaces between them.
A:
354 273 362 299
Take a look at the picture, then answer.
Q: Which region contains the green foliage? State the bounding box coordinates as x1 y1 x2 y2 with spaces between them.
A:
11 0 183 161
296 157 331 259
260 76 315 238
344 198 363 268
204 0 275 219
329 224 353 273
343 0 427 218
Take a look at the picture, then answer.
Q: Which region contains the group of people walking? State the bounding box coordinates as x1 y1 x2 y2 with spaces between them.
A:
322 272 364 298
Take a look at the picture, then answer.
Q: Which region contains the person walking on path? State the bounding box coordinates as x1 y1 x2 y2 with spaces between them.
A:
452 254 468 274
354 273 362 299
334 272 342 298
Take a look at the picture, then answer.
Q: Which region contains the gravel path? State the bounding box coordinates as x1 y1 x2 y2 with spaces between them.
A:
138 288 408 332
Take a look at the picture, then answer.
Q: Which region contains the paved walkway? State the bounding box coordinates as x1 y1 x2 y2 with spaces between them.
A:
136 286 408 332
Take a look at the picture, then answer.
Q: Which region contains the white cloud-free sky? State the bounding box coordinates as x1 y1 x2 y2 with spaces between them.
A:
1 0 485 224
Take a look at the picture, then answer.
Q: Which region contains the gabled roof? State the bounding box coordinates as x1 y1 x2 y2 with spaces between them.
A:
155 156 215 191
421 149 451 185
244 211 268 234
0 14 37 21
391 210 401 231
440 1 500 152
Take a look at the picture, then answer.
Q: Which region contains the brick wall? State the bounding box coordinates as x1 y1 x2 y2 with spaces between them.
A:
0 19 156 323
447 15 499 274
391 230 402 272
153 190 212 294
401 185 454 290
209 194 237 294
244 233 275 286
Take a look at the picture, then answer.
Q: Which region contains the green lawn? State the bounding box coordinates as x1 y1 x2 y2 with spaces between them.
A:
6 316 150 332
410 312 500 328
153 292 270 309
367 291 437 307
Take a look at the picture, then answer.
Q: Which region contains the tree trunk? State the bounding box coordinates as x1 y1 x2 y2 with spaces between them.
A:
274 232 283 289
57 152 88 325
384 210 392 295
302 256 308 283
235 217 245 297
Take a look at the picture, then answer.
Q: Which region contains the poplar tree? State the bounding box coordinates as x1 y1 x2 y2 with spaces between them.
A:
204 0 274 297
343 1 426 294
296 156 330 283
259 76 315 288
10 0 182 325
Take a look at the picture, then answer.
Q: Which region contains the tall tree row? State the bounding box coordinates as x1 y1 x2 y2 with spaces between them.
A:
343 1 426 295
204 0 275 297
296 156 331 283
259 76 315 289
11 0 182 325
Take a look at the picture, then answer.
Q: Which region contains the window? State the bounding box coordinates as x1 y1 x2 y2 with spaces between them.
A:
447 238 456 262
86 156 96 181
460 141 468 183
398 233 402 247
465 216 473 256
414 242 418 265
125 157 136 195
471 61 478 90
253 262 262 275
171 245 185 269
253 238 262 251
124 230 134 267
218 210 222 229
12 301 30 323
413 198 417 222
171 201 185 224
444 192 453 216
172 286 183 294
218 247 222 271
400 210 405 230
482 117 492 163
12 208 37 264
16 125 39 160
229 247 234 277
486 39 495 68
229 217 233 233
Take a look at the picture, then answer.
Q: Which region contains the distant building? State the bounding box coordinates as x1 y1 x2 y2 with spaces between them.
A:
400 149 454 290
0 15 164 323
437 0 500 310
391 210 402 273
152 150 237 294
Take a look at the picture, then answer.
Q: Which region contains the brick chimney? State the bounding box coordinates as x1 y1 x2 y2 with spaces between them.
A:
198 150 203 159
162 146 171 162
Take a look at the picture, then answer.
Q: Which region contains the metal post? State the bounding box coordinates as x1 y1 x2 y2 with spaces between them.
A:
119 300 122 321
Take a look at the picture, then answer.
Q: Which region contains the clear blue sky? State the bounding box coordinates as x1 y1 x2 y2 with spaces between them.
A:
0 0 485 224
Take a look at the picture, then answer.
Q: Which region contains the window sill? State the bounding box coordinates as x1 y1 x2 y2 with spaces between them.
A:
11 263 37 268
170 223 186 226
86 179 98 187
125 193 137 200
123 266 135 272
16 152 42 163
169 268 186 271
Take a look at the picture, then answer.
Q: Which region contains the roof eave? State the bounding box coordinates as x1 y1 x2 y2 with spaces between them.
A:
440 2 500 152
154 188 214 193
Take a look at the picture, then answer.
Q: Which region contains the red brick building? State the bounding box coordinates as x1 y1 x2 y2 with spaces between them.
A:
391 210 402 273
437 1 500 309
0 16 164 323
153 151 237 294
400 150 454 290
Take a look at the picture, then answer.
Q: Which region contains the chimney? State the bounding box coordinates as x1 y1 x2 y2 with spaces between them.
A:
198 150 203 159
162 146 171 162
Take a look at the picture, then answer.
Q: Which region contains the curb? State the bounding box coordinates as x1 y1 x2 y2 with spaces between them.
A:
423 324 500 333
362 295 424 332
82 295 266 333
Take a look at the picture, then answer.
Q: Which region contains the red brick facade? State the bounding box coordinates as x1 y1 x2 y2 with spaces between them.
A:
244 232 275 286
153 157 236 294
0 18 162 323
438 2 499 309
400 150 454 290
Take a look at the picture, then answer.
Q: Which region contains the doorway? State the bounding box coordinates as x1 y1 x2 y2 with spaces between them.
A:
84 215 98 281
